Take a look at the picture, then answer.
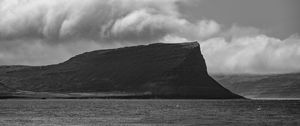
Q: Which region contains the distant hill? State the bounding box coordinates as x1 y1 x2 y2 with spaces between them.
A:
212 73 300 99
0 42 242 99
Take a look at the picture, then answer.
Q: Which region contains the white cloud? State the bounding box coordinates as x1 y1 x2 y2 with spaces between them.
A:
0 0 299 75
219 25 263 39
0 0 218 42
160 35 189 43
196 20 220 38
0 0 220 65
201 35 300 74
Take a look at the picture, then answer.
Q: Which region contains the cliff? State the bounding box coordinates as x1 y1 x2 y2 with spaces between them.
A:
0 42 242 99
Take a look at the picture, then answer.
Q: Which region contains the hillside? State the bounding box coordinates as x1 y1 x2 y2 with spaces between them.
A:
0 42 242 99
212 73 300 99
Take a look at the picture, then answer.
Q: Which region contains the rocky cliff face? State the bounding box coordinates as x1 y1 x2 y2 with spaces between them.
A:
0 42 242 99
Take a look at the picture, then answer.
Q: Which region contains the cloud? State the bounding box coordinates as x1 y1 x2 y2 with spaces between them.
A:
0 0 299 75
0 39 108 65
219 25 263 40
0 0 220 65
0 0 218 42
201 34 300 74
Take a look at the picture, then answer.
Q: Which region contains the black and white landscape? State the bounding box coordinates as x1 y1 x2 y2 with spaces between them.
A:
0 42 243 99
0 0 299 125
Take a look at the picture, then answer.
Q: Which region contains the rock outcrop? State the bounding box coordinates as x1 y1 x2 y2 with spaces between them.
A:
0 42 242 99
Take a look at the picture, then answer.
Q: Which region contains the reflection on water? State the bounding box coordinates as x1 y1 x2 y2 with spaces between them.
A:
0 99 299 126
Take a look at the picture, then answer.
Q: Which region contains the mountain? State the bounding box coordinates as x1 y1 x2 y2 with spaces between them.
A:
0 42 242 99
0 81 16 94
212 73 300 99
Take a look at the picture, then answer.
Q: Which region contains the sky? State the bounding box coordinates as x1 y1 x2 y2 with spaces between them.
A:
0 0 299 74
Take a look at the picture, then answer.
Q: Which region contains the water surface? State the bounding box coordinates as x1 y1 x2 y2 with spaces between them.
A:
0 99 299 126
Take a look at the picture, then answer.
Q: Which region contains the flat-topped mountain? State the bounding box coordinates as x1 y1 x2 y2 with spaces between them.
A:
0 42 242 99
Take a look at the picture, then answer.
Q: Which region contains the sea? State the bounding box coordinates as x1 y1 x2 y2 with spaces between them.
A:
0 99 299 126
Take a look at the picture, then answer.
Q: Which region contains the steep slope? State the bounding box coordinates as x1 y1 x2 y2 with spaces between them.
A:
0 42 242 99
212 73 300 98
0 82 16 94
